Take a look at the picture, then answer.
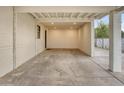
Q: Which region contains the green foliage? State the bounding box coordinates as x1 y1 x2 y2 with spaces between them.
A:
95 21 124 38
122 31 124 38
95 21 109 38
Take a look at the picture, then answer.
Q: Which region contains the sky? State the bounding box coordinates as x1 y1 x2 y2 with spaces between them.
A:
94 14 124 31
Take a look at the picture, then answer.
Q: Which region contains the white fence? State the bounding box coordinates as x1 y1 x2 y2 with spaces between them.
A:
95 38 109 49
95 38 124 52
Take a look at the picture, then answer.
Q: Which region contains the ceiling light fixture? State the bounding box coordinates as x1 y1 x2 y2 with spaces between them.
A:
73 22 76 25
51 22 54 24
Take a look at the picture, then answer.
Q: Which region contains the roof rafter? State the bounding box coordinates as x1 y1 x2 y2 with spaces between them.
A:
38 18 92 22
31 13 39 19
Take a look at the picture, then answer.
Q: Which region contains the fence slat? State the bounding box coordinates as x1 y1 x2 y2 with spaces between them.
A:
95 38 124 52
95 38 109 49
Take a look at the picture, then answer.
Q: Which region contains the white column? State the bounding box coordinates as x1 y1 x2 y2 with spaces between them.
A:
90 21 94 57
13 7 16 69
109 12 122 72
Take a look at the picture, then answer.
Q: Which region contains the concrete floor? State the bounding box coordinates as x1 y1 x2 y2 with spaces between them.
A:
93 48 124 85
0 49 124 86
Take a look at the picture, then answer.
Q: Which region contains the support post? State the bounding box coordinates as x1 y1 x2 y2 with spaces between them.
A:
13 6 16 69
109 11 122 72
90 21 95 57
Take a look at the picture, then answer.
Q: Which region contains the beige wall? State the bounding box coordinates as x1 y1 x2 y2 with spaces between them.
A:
0 7 13 77
78 22 93 56
47 29 78 49
16 13 36 67
0 9 47 77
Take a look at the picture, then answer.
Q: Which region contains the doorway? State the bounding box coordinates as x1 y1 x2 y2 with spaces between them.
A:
45 30 47 48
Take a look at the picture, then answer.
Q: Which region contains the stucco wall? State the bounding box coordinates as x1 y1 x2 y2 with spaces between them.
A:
78 22 93 56
0 10 47 77
47 29 78 49
0 7 13 77
16 13 36 67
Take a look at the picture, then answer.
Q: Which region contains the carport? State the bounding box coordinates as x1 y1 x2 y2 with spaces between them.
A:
0 6 124 85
